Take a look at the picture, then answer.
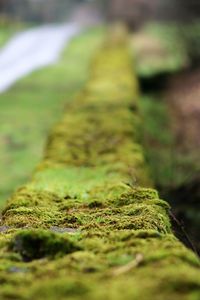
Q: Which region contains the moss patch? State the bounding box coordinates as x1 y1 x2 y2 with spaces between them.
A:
9 229 81 262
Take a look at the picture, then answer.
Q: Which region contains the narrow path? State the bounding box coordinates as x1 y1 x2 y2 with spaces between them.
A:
0 23 80 93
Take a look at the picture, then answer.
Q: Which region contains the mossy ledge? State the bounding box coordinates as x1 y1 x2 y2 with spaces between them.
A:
0 27 199 300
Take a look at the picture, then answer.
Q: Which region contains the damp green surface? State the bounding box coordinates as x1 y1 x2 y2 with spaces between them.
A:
0 26 199 300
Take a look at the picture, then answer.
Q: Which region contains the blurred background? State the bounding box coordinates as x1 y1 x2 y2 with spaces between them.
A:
0 0 200 253
1 0 200 25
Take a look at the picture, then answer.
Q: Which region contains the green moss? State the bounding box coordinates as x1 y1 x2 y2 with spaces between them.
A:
9 229 81 261
0 229 199 299
112 187 159 206
81 202 171 233
0 26 199 300
41 106 144 176
1 188 63 228
26 166 129 203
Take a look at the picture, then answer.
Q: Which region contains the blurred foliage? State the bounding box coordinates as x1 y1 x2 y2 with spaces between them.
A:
133 20 200 78
180 21 200 66
139 95 174 188
0 0 105 23
0 26 105 206
136 21 200 191
133 22 189 78
0 16 27 46
139 95 200 191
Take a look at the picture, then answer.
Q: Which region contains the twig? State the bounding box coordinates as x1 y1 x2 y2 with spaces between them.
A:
111 254 144 277
169 210 199 257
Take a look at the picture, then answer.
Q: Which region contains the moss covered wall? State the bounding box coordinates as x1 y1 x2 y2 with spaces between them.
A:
0 26 199 299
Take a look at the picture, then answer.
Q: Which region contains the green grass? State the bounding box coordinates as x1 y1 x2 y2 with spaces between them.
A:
0 20 29 47
0 26 105 206
0 25 16 47
139 95 174 188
